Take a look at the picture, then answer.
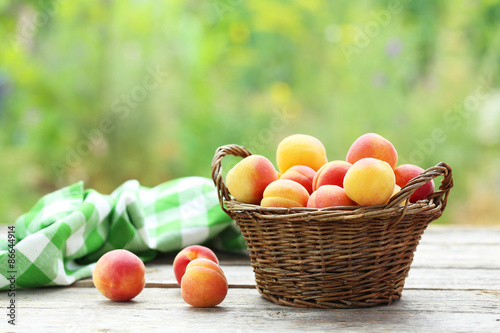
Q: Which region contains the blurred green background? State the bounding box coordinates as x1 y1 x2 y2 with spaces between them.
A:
1 0 499 225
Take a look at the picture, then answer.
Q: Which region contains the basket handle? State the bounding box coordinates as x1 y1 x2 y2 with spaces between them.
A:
211 144 252 213
386 162 453 209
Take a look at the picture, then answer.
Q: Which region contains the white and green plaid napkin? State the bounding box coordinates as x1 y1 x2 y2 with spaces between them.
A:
0 177 246 290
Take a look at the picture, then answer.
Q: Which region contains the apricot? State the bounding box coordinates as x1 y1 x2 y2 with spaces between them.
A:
226 155 278 204
260 179 309 208
312 160 352 191
343 158 396 206
276 134 328 173
307 185 356 208
173 245 219 286
279 165 316 194
181 258 228 308
93 249 146 302
386 184 408 205
346 133 398 169
394 164 435 203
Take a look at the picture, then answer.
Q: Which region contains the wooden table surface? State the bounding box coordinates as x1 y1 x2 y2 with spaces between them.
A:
2 225 500 333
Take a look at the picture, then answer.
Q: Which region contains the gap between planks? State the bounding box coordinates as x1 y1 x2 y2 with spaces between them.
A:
71 280 256 289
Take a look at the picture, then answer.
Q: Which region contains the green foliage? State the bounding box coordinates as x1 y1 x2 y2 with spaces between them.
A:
1 0 500 224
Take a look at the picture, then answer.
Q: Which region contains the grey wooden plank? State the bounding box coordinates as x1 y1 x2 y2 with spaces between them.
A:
72 265 500 291
412 243 500 269
136 240 500 276
419 225 500 245
405 267 500 290
183 228 500 270
9 288 500 333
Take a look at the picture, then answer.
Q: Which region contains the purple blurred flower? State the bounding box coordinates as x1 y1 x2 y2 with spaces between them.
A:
372 72 387 88
386 38 403 58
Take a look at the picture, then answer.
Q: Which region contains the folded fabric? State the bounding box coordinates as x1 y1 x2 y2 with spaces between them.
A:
0 177 247 290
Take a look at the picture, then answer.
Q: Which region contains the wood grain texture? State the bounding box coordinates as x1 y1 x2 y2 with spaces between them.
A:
1 225 500 332
71 266 500 291
10 288 500 333
417 226 500 245
412 243 500 269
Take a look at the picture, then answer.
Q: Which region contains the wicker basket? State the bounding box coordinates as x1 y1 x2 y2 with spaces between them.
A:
211 144 453 309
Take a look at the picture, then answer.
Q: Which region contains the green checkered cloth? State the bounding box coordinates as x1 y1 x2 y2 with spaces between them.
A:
0 177 246 290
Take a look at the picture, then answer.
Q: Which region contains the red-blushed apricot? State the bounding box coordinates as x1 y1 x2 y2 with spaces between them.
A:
276 134 328 173
184 258 227 284
312 160 352 191
92 249 145 302
226 155 278 204
394 164 435 203
346 133 398 169
343 158 396 206
181 258 228 308
279 165 316 194
173 245 219 286
307 185 357 208
260 179 310 208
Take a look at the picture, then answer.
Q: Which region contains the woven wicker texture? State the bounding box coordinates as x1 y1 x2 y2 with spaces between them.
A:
211 144 453 308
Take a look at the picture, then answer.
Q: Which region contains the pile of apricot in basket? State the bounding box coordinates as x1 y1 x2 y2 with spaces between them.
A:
226 133 435 208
